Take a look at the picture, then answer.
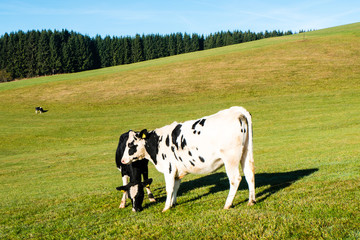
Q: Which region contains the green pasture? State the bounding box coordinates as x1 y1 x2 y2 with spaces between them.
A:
1 23 359 239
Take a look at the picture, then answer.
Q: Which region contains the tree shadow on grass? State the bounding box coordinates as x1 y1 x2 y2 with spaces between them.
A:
148 168 318 208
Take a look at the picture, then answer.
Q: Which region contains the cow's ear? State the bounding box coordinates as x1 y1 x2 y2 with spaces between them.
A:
116 186 127 193
139 129 148 139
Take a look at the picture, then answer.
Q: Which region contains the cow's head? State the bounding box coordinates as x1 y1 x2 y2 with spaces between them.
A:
120 129 149 165
116 178 153 212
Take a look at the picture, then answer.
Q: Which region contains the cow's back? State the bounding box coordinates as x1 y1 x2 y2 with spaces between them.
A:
160 107 250 175
181 107 247 152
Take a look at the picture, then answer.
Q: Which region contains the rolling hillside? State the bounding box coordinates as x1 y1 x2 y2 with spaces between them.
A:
0 23 359 239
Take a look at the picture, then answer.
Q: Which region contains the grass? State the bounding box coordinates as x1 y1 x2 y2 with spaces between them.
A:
0 22 359 239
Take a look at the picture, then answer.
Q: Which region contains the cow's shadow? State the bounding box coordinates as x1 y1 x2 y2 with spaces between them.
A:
147 168 318 208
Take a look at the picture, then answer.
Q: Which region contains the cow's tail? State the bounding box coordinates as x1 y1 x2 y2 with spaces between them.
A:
237 107 256 205
234 106 253 152
242 108 253 161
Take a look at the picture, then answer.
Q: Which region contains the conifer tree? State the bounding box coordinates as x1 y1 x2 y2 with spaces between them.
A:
36 30 52 75
132 34 144 63
176 33 184 55
184 33 191 53
49 30 63 74
168 33 177 56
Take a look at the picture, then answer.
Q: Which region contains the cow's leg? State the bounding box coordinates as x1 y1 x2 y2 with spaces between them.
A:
172 178 181 206
224 159 242 209
241 150 256 206
119 175 129 208
145 187 156 202
142 169 156 202
163 174 176 212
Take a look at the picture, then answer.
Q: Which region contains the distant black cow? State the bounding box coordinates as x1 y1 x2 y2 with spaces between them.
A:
35 107 48 114
115 131 156 212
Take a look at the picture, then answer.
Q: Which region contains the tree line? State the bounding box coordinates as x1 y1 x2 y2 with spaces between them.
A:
0 29 293 81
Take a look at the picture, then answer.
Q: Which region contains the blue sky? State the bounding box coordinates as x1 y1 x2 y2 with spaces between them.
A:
0 0 359 37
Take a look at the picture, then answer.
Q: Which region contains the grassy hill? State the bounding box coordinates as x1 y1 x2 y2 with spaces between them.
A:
1 23 359 239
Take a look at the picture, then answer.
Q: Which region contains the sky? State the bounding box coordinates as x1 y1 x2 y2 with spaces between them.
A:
0 0 359 37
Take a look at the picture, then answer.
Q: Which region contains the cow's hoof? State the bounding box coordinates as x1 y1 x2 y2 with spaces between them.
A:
149 198 156 203
223 205 233 210
247 200 256 206
119 202 126 208
162 207 170 212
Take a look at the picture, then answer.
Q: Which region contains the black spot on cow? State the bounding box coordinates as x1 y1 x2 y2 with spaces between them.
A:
188 151 192 156
162 153 166 160
241 129 243 133
169 163 172 174
199 118 206 126
128 141 138 156
171 124 182 149
166 135 170 147
189 160 195 166
192 119 201 129
144 131 159 165
173 152 179 161
193 130 197 134
181 137 187 149
199 156 205 162
197 131 201 135
179 157 183 162
171 147 179 161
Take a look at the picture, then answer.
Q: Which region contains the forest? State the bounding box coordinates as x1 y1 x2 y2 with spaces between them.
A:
0 29 293 81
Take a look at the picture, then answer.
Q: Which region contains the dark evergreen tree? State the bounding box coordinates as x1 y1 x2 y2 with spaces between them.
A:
168 33 177 56
112 37 123 65
191 33 200 52
176 33 184 55
49 30 63 74
123 37 132 64
5 33 17 79
184 33 191 53
36 30 52 75
14 30 27 78
224 31 233 46
62 34 78 73
25 30 39 77
143 34 156 60
0 33 7 70
204 33 215 50
132 34 144 63
215 32 223 48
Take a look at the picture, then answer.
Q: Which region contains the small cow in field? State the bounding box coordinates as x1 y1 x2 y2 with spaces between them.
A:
115 131 156 212
120 106 256 212
35 107 48 114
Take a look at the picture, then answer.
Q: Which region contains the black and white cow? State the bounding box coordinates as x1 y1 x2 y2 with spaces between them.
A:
35 107 47 114
116 132 156 212
116 178 153 212
120 106 255 212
